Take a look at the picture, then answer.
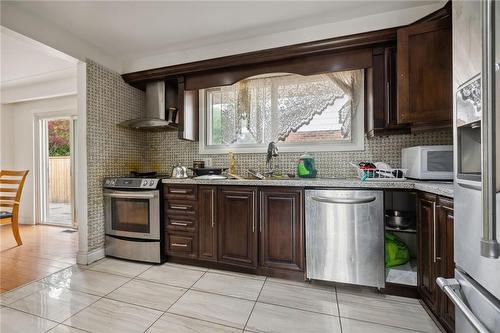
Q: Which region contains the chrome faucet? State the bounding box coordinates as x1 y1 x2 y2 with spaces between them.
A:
265 141 279 177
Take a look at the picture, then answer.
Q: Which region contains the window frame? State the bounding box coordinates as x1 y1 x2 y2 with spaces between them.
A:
198 72 365 154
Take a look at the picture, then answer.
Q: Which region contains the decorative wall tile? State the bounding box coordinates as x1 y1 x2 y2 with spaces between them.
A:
145 131 452 179
86 60 146 250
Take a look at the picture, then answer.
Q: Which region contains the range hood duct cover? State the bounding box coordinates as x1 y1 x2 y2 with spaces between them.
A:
119 81 175 130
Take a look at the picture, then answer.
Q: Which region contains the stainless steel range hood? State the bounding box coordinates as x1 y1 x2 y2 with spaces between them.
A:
119 81 176 130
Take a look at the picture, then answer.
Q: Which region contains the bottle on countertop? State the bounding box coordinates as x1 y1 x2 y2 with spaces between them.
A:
297 153 317 178
228 151 236 175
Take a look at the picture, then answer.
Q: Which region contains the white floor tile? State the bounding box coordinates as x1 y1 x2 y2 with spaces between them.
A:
0 306 58 333
207 268 266 281
0 282 49 305
336 283 421 305
168 290 254 329
246 302 341 333
42 266 130 296
266 277 335 291
337 292 440 332
106 279 186 311
146 313 242 333
192 272 264 300
48 324 88 332
9 286 99 322
137 264 205 288
63 298 162 333
341 317 421 333
87 258 152 277
258 281 338 315
163 262 208 272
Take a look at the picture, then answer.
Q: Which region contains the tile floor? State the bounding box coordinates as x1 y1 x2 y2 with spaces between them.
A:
0 225 78 292
0 258 442 333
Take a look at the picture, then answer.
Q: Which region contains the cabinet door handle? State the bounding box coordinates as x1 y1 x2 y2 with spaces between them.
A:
259 193 263 233
252 192 256 233
171 205 189 210
386 81 391 122
433 202 441 263
170 189 188 194
211 189 215 228
171 221 188 227
171 243 188 247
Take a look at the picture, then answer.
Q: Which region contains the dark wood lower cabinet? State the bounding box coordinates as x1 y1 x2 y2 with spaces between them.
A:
437 197 455 333
417 193 440 313
259 188 304 271
418 193 454 332
198 186 217 261
217 187 258 268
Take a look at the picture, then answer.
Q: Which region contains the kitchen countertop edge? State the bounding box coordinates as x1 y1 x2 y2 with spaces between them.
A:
161 178 454 198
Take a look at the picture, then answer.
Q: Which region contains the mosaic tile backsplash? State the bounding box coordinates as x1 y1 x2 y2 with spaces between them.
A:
145 130 453 178
86 60 146 251
85 60 452 252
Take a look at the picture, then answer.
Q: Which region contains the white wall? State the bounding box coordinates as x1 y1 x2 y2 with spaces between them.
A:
0 95 77 224
1 74 76 104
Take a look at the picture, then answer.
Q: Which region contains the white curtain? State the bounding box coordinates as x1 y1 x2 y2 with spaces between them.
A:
216 69 362 144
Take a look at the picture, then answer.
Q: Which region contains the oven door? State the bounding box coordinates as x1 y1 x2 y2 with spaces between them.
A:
104 189 160 240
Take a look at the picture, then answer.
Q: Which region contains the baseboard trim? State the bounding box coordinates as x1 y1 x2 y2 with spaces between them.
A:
76 246 105 265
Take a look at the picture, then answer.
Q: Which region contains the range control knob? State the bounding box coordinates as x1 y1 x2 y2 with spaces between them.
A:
142 179 149 187
149 180 155 186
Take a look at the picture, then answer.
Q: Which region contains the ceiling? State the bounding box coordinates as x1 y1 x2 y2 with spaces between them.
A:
1 29 77 89
3 1 440 72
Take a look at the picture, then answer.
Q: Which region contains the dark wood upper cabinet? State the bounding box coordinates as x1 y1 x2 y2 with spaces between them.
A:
259 188 304 272
217 187 258 268
397 17 452 126
366 46 410 137
198 186 217 261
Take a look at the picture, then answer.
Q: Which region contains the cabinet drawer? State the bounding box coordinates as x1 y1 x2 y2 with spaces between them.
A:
165 185 197 200
166 200 197 216
166 215 197 232
167 232 197 258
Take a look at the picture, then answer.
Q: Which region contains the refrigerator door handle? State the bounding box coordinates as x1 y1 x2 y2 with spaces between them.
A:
480 0 500 258
436 277 490 333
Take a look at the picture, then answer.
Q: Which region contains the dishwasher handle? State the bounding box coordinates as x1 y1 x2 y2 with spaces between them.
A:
311 196 376 205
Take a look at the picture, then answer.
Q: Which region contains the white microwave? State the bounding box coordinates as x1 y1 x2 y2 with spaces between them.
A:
402 145 454 180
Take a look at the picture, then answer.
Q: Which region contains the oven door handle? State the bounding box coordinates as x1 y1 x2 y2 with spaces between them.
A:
103 193 155 199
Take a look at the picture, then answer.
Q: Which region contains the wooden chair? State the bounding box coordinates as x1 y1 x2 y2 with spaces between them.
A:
0 170 29 246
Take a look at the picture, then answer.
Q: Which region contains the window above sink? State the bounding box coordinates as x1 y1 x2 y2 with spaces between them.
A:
199 70 365 154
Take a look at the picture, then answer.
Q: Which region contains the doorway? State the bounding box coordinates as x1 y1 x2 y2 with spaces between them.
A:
37 116 77 227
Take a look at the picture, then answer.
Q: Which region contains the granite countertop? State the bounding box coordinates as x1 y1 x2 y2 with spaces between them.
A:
162 177 454 198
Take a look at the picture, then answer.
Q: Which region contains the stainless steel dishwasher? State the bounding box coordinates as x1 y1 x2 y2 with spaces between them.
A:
305 189 385 288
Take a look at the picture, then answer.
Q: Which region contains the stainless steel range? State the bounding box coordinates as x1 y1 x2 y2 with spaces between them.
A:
103 174 165 263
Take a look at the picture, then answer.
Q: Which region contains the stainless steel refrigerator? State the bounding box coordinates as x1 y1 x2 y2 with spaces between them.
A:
437 1 500 332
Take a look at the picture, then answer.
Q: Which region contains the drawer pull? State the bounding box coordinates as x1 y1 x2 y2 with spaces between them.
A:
171 243 188 247
171 205 190 210
171 222 188 226
170 189 189 194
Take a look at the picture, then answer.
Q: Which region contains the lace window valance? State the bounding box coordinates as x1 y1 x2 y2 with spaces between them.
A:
206 69 363 146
